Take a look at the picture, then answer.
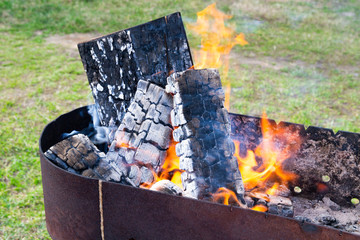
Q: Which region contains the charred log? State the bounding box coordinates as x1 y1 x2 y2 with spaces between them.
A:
44 134 129 184
106 80 173 186
78 12 193 127
166 69 245 203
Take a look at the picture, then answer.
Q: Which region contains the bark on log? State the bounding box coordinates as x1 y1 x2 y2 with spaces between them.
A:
78 12 193 127
106 80 173 186
166 69 245 203
229 114 360 206
44 134 130 184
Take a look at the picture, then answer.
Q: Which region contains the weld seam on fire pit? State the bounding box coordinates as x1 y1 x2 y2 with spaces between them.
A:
99 180 105 240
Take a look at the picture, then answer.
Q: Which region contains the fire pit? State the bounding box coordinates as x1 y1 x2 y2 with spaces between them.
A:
39 8 360 240
40 105 359 240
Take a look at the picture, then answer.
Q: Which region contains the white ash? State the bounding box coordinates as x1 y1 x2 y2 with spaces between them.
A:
292 196 360 235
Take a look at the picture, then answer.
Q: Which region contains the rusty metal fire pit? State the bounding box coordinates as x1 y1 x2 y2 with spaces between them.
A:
39 106 359 240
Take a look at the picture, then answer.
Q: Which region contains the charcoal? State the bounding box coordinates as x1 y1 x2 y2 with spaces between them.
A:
166 69 245 203
44 134 128 184
106 80 173 186
78 12 193 126
248 191 294 217
150 180 183 196
267 195 294 217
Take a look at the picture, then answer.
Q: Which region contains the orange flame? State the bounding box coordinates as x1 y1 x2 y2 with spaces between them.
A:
157 142 183 188
235 112 302 198
212 187 243 206
140 141 183 189
251 205 268 212
188 3 248 110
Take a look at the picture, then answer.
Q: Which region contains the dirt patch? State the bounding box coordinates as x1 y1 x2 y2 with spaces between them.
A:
46 33 100 57
230 53 359 77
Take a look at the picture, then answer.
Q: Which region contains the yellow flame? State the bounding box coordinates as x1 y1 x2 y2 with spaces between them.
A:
188 3 248 110
235 112 302 197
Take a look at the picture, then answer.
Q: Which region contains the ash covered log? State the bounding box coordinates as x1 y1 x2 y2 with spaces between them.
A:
106 80 173 186
44 134 130 184
166 69 245 203
78 12 193 127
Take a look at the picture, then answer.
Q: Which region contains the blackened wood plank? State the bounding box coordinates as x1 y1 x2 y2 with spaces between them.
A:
78 12 193 126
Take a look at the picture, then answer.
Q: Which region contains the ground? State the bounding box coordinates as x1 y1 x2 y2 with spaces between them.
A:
0 0 359 239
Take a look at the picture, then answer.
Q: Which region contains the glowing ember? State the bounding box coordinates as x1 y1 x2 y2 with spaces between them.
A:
235 112 302 210
251 205 268 212
157 142 183 188
140 141 183 189
188 3 248 110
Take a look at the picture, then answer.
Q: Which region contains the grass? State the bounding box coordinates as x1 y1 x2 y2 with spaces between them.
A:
0 0 359 239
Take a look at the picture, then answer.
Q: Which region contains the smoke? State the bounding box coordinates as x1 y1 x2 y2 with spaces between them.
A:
61 105 117 152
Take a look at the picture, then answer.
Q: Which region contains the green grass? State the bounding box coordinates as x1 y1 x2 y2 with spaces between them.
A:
1 0 359 239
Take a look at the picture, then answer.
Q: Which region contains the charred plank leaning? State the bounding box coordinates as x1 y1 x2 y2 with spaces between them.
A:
78 12 193 127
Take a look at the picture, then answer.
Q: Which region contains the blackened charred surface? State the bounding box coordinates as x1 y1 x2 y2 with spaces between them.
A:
229 113 360 206
167 69 245 203
78 12 193 126
229 114 262 152
45 134 125 182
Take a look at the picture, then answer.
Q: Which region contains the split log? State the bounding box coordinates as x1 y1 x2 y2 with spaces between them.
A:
78 12 193 127
44 134 133 185
106 80 173 186
166 69 245 203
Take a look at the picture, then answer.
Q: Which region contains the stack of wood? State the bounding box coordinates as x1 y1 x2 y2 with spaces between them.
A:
45 12 247 204
77 12 192 127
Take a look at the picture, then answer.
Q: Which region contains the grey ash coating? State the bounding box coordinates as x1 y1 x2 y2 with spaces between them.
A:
44 134 124 182
78 12 193 127
166 69 245 203
106 80 174 186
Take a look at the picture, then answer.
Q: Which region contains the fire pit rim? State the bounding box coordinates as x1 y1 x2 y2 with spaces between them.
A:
39 105 360 240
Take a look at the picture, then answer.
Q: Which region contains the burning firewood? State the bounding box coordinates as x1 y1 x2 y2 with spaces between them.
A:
106 80 173 186
248 192 294 217
44 134 130 184
166 68 245 204
78 12 193 127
